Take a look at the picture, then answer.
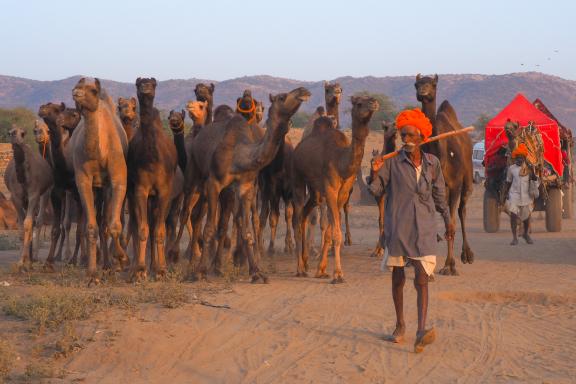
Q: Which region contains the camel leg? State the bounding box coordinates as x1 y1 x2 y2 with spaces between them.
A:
459 186 474 264
307 208 318 256
19 194 41 271
97 191 112 273
284 200 295 254
45 188 65 271
54 194 67 262
298 195 318 277
250 190 261 261
195 180 220 280
107 180 129 271
62 192 74 262
343 197 352 246
258 191 270 257
165 195 182 264
439 189 459 276
172 189 199 262
69 205 83 266
130 188 149 282
268 193 281 256
75 175 99 284
214 188 234 276
152 190 171 279
315 217 333 278
238 183 267 283
186 195 204 263
329 191 345 284
371 195 385 258
33 192 49 262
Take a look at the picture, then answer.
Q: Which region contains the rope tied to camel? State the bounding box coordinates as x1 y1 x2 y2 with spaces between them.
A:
40 137 48 159
236 99 256 124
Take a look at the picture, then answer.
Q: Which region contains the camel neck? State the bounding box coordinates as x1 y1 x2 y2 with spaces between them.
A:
83 110 100 159
42 117 67 172
421 99 436 128
121 118 135 141
341 120 369 179
206 101 213 124
12 142 29 186
172 124 187 171
326 99 340 129
253 115 288 169
191 121 204 137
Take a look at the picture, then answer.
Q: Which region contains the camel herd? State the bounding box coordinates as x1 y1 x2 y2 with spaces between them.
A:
4 74 474 284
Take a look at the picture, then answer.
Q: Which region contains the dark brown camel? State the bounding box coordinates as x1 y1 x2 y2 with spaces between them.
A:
194 83 215 124
415 74 474 275
4 126 53 270
70 77 128 283
128 78 178 280
178 87 310 282
292 96 379 283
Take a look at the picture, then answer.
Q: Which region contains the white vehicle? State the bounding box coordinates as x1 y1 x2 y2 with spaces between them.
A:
472 141 485 184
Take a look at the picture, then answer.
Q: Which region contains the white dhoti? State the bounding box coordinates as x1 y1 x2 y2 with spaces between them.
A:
381 248 436 276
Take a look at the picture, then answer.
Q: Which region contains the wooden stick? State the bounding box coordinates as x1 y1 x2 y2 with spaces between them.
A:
371 126 475 171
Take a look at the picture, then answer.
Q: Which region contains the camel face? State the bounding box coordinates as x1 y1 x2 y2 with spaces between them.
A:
324 82 342 104
9 126 26 145
73 78 102 112
118 97 137 122
415 74 438 103
269 87 311 119
186 101 208 123
168 110 186 133
255 101 265 124
194 83 214 102
38 102 65 121
136 77 157 98
33 120 50 144
56 108 81 133
350 96 379 124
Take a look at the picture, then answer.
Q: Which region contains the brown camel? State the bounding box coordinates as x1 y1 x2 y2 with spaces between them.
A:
127 78 178 280
70 77 128 282
415 74 474 275
179 87 310 282
186 100 209 138
194 83 215 124
369 121 401 258
38 102 82 267
0 192 18 230
118 97 139 142
292 96 379 283
4 126 53 270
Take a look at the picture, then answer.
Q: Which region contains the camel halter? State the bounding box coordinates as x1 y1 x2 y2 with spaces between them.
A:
39 137 48 159
236 99 256 124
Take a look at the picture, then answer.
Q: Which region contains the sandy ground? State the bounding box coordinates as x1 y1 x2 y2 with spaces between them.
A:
1 186 575 383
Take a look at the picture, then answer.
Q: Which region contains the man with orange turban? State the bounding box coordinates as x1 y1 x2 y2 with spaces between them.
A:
367 108 454 353
506 143 539 245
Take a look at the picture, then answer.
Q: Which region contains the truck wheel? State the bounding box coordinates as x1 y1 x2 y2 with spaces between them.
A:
546 187 562 232
562 184 573 219
483 189 500 233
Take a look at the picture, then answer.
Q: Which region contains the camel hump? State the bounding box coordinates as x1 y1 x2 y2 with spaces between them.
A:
437 100 463 131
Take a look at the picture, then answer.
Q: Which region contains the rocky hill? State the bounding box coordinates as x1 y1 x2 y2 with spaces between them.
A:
1 72 574 129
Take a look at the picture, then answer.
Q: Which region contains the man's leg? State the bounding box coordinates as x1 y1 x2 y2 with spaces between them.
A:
510 213 518 245
522 216 533 244
414 261 435 353
390 266 406 342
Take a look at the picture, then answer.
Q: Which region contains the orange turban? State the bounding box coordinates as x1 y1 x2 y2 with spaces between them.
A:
395 108 433 140
512 143 528 158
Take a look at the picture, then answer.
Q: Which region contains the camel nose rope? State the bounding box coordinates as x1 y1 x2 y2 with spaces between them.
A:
236 99 257 124
40 138 48 159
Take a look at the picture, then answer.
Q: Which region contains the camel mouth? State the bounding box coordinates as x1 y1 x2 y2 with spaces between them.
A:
72 89 85 99
297 94 311 102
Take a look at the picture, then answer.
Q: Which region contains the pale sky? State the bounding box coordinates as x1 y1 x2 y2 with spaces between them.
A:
0 0 574 82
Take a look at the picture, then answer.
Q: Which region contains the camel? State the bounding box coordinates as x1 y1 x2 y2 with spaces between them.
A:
292 95 379 283
4 126 53 270
127 78 178 280
118 97 139 142
415 74 474 275
69 77 128 283
194 83 215 124
369 121 401 258
186 100 209 138
179 87 311 282
0 192 18 230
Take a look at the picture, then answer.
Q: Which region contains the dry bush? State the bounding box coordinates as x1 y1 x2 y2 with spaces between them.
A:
24 361 65 381
0 340 16 382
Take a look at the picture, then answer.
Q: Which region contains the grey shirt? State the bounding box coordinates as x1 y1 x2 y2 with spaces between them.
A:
368 150 450 257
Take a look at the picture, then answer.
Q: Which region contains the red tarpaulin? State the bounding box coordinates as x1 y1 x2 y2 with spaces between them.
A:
485 93 563 176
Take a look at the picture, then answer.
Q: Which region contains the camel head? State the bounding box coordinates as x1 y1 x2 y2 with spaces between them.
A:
136 77 157 101
315 106 326 117
236 90 257 123
213 105 235 122
415 73 438 102
268 87 311 121
382 121 402 152
8 125 26 145
350 95 379 127
118 97 137 123
73 78 102 113
56 108 81 134
324 81 343 105
33 120 50 145
255 101 265 124
195 83 215 103
38 102 66 123
186 100 208 125
168 109 186 134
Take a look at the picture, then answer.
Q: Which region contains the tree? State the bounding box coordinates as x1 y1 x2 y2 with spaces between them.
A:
472 113 491 142
351 92 397 130
0 107 37 146
291 111 311 128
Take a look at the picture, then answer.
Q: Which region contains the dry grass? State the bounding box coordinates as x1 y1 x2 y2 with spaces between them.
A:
0 340 16 382
23 361 66 381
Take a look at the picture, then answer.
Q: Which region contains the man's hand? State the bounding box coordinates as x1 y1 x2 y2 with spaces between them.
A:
445 223 455 241
371 157 384 172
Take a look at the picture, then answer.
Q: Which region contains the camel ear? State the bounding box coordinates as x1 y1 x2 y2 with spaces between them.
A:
118 97 124 104
130 97 137 105
78 77 86 85
136 77 142 86
269 94 275 103
181 109 186 118
94 78 101 93
209 83 215 92
151 78 157 86
416 73 422 81
433 74 438 84
60 102 66 111
350 96 358 104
